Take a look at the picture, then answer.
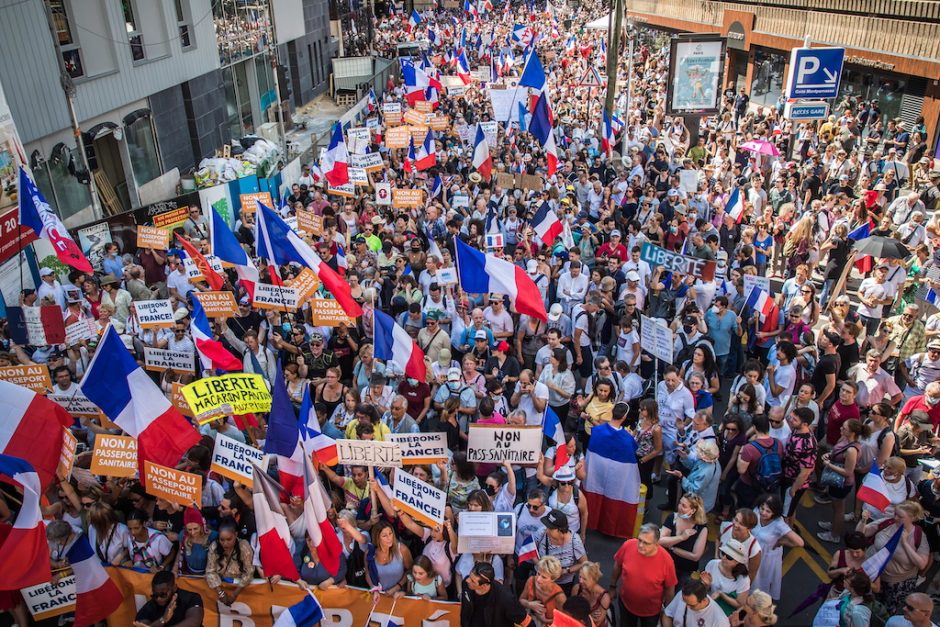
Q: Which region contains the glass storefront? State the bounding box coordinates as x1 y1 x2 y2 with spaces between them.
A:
223 61 255 139
837 68 907 125
749 47 786 108
125 116 161 186
33 146 93 222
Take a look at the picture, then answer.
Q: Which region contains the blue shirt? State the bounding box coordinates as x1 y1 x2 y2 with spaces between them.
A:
704 309 737 357
103 256 124 278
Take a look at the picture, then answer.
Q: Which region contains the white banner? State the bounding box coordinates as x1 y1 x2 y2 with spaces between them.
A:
252 283 299 310
143 347 195 373
456 512 516 554
392 470 446 527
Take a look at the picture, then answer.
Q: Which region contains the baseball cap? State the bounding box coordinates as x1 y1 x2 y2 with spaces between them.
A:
527 259 538 274
474 330 488 340
626 270 641 281
447 367 461 382
910 411 933 428
548 303 563 321
39 267 54 277
928 340 940 351
667 189 679 197
610 229 622 238
541 508 570 532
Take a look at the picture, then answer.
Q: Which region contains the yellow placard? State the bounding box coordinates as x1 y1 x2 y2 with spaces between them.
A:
182 373 272 423
194 291 239 318
136 225 170 250
310 298 357 326
0 364 52 394
90 435 138 477
143 460 203 507
393 188 424 208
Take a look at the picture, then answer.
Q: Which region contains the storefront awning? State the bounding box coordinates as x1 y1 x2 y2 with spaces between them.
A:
585 14 610 30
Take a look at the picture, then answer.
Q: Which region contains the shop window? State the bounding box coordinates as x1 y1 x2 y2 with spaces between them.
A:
46 0 84 78
174 0 193 49
125 115 161 186
43 145 92 222
749 48 785 109
122 0 145 61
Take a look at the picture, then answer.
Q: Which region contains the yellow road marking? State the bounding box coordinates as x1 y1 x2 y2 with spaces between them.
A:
793 519 834 565
781 546 831 582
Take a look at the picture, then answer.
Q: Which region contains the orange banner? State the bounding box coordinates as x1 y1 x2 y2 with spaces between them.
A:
104 567 460 626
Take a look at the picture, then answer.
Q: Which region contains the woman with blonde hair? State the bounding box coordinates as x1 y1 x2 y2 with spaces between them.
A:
659 493 709 584
519 555 567 626
731 590 778 626
782 210 815 278
571 562 610 627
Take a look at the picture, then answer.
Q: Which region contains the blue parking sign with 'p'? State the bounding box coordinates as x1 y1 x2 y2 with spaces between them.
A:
786 47 845 99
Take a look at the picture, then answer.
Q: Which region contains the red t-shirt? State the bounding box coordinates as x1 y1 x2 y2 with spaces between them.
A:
900 395 940 429
614 539 678 617
738 436 784 486
826 401 861 445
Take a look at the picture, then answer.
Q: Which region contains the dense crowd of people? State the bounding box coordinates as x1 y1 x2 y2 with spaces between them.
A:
1 0 940 626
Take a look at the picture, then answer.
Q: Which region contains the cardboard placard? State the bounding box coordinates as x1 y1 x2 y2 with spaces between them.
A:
0 364 51 394
336 439 402 467
133 299 175 329
210 433 267 487
743 274 771 296
349 167 370 187
90 435 138 477
296 209 323 235
404 109 429 127
640 241 717 282
495 172 516 190
287 267 321 301
194 291 239 318
172 381 193 417
386 126 412 148
517 173 543 192
21 576 76 621
48 390 100 418
480 121 498 145
437 267 458 285
182 373 272 423
64 318 96 345
152 206 190 229
136 225 170 250
57 427 78 481
252 282 299 310
393 188 423 208
467 424 541 464
388 432 448 464
328 183 356 198
414 100 433 114
456 511 516 554
640 314 674 364
310 298 357 326
240 192 274 214
143 460 203 507
429 116 449 131
375 183 392 205
143 347 195 373
350 152 385 173
392 470 446 526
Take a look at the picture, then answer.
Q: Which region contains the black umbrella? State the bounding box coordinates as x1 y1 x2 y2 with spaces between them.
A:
852 235 910 259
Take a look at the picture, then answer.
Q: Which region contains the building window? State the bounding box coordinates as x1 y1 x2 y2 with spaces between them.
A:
125 114 162 186
122 0 145 61
749 48 786 108
213 0 271 67
47 0 83 78
41 145 93 222
174 0 192 49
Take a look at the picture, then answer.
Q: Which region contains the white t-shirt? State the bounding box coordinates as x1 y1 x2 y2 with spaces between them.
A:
856 278 888 319
614 328 640 367
517 381 550 426
703 558 749 598
718 524 762 561
657 381 696 434
89 523 132 564
664 594 730 627
766 363 796 407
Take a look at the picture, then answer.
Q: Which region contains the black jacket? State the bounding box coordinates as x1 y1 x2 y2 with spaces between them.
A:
460 582 530 627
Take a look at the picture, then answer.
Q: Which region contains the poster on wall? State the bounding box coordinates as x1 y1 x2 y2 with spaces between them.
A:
666 35 725 115
0 81 27 218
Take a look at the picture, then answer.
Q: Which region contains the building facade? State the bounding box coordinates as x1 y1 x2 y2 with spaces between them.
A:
625 0 940 151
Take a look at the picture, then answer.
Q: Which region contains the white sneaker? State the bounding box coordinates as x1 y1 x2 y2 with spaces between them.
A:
844 513 856 523
818 531 841 543
818 521 832 530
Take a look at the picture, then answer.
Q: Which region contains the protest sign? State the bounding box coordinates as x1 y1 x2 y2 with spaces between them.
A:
90 435 138 477
456 512 516 554
346 127 371 154
143 461 203 507
437 267 458 285
392 470 446 527
310 298 357 326
288 267 321 301
252 282 299 310
136 225 170 250
239 192 274 214
640 241 717 282
517 173 543 192
451 194 469 209
467 425 541 464
386 126 411 148
0 364 52 393
171 382 193 417
64 318 96 345
350 152 384 172
133 299 175 328
393 188 423 208
495 172 516 190
152 206 190 229
480 121 498 145
382 101 402 115
414 100 433 114
403 109 429 126
489 88 527 123
743 274 771 296
640 315 674 364
429 116 449 131
14 306 66 345
388 432 448 464
194 291 239 318
485 233 504 250
182 373 272 423
183 257 204 282
328 183 355 198
210 433 267 487
349 167 370 186
48 389 100 417
679 170 699 195
21 576 76 621
448 86 466 96
57 427 78 481
143 347 195 373
375 182 392 205
365 117 380 130
296 208 323 235
336 439 402 467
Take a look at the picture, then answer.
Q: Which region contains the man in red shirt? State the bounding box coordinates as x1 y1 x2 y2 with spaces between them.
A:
596 230 628 263
895 380 940 433
826 381 862 445
610 523 678 626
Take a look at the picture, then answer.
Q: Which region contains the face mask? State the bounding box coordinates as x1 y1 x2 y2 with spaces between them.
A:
677 512 692 520
683 325 695 334
711 306 720 314
927 396 940 406
447 382 460 391
484 485 497 496
406 378 418 386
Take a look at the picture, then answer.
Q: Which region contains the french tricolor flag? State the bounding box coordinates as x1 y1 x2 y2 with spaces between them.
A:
66 534 124 626
744 285 775 322
518 534 538 564
367 88 378 113
472 124 492 181
274 594 324 627
455 237 547 320
856 461 892 512
544 131 559 176
0 455 51 588
862 525 903 581
404 136 416 174
407 8 422 31
336 244 348 276
81 326 200 478
0 380 72 489
322 123 349 186
374 309 427 381
402 60 443 106
416 129 437 170
264 364 305 497
601 109 615 157
191 295 242 372
531 201 563 246
251 463 301 580
456 50 472 85
209 206 258 298
301 443 344 576
725 188 745 224
299 386 338 467
849 219 876 273
543 406 570 472
582 423 641 538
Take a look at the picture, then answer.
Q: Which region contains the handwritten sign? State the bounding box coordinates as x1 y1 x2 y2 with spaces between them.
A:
336 439 402 467
134 299 175 329
495 172 515 190
210 433 267 487
195 291 239 318
640 314 674 364
393 188 423 208
144 347 195 373
467 425 541 464
0 364 52 394
640 242 717 282
349 167 369 187
182 373 272 423
252 282 299 310
743 274 771 296
480 121 498 146
57 427 78 481
456 512 516 554
437 267 458 285
393 470 446 526
143 461 202 507
21 576 76 621
310 298 356 326
136 225 170 250
296 209 322 235
239 192 274 214
64 318 96 345
388 432 448 464
90 435 138 477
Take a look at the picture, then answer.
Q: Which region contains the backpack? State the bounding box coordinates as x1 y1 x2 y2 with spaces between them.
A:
749 439 783 492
